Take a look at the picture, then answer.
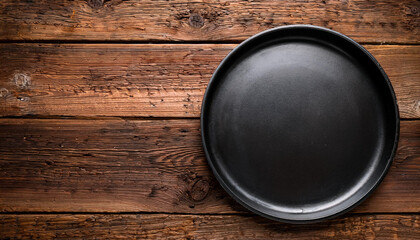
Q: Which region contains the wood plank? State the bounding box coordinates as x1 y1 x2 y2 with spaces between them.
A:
0 44 419 118
0 0 419 43
0 214 419 239
0 119 418 213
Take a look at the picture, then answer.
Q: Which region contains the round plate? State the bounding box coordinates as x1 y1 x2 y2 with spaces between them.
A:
201 25 399 223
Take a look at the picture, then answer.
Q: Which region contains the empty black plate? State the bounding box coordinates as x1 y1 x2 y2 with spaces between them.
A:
201 25 399 223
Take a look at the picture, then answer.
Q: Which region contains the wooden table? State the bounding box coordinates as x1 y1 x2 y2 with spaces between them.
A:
0 0 419 239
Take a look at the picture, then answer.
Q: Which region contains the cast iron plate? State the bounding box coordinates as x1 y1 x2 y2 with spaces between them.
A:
201 25 399 223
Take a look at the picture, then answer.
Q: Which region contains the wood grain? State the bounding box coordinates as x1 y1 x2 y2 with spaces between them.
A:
0 119 418 213
0 214 419 239
0 0 418 237
0 0 419 43
0 44 419 118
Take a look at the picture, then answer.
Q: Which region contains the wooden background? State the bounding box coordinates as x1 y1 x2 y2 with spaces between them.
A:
0 0 419 239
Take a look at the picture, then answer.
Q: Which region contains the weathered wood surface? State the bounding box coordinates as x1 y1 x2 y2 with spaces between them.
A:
0 214 419 239
0 0 419 43
0 119 418 213
0 0 418 238
1 44 419 118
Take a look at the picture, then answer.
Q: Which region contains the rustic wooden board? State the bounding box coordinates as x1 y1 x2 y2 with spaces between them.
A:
0 0 419 43
0 119 418 213
0 214 419 239
0 44 419 118
0 0 418 237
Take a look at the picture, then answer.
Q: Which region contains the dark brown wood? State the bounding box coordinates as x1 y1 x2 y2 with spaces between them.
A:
0 119 418 213
0 214 419 239
0 0 418 236
0 0 419 43
0 44 419 118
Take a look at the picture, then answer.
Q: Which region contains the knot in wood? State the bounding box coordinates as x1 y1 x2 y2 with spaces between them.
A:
0 88 9 98
410 6 419 15
13 73 31 90
87 0 106 9
189 13 204 28
189 179 210 202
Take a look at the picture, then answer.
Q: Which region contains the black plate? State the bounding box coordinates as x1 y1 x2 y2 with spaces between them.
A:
201 25 399 223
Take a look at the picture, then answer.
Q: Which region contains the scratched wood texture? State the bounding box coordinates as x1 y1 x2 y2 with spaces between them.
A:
1 0 420 239
0 44 419 118
0 0 419 43
0 214 419 240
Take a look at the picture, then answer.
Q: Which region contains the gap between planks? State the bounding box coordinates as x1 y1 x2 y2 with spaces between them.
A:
0 40 419 45
0 211 419 216
0 116 417 121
